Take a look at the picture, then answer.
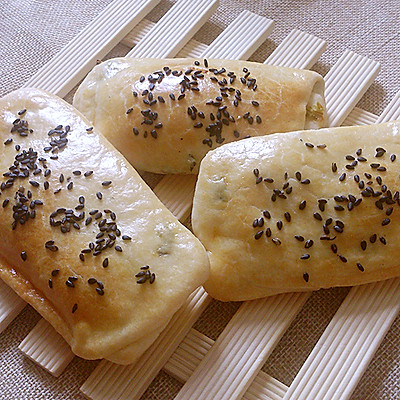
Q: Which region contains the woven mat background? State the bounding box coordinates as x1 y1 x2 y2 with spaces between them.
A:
1 0 399 399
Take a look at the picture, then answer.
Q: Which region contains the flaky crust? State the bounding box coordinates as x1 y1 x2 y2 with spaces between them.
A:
0 88 209 363
73 58 326 174
192 121 400 301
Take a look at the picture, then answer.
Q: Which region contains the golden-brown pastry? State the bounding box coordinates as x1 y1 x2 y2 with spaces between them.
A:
0 88 209 364
73 58 326 174
192 121 400 301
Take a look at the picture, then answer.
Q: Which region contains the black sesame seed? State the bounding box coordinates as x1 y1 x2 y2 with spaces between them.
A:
254 230 263 240
339 255 347 263
295 235 304 242
339 173 346 182
265 228 271 237
277 221 283 230
334 225 343 233
382 218 391 226
357 263 365 272
361 240 367 251
272 238 281 245
313 212 322 221
301 254 310 260
331 244 338 254
284 212 291 222
299 200 306 210
115 245 122 252
318 199 327 212
96 288 104 296
305 240 314 249
380 236 387 245
29 180 39 187
51 269 59 277
301 179 310 184
102 181 112 187
263 210 271 219
295 171 302 181
390 154 396 162
72 303 78 313
303 272 309 282
66 280 75 288
103 258 109 268
73 170 81 176
20 251 27 261
79 253 85 262
67 182 73 190
96 192 103 200
370 234 377 243
48 279 53 289
84 171 93 177
305 142 314 148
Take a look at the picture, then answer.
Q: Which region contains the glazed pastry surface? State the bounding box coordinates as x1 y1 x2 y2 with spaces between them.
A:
73 58 326 174
193 121 400 301
0 88 209 363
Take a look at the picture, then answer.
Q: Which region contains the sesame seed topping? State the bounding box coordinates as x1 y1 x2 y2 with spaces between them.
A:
305 240 314 249
303 273 309 282
20 251 27 261
254 230 263 240
313 212 322 221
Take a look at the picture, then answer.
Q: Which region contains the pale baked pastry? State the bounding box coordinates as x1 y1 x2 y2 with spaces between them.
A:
0 88 209 364
192 121 400 301
73 58 326 174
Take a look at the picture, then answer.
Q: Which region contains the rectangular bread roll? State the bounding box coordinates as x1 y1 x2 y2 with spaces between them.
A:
73 58 326 174
192 121 400 301
0 88 209 364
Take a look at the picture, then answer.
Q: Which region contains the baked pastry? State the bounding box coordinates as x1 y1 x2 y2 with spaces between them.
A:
0 88 209 364
73 58 326 174
192 121 400 301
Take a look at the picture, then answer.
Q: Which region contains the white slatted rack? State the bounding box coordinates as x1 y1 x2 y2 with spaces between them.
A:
1 1 399 399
